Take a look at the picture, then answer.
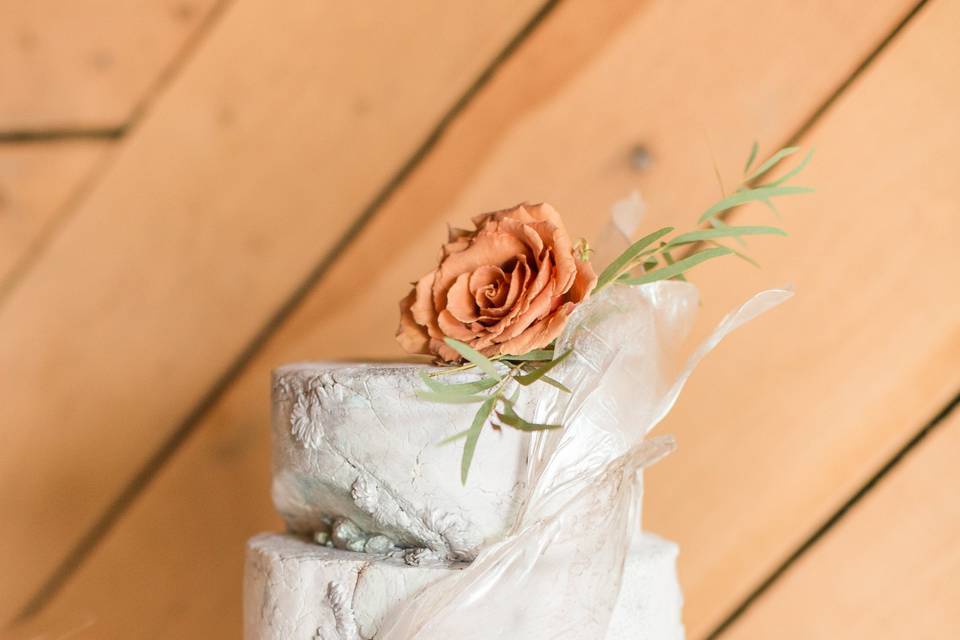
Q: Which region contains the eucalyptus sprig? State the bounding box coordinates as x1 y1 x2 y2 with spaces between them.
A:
594 144 812 292
420 337 570 484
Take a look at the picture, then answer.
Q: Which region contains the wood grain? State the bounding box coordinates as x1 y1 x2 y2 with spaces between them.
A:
723 408 960 639
11 0 918 637
0 142 110 289
0 0 545 625
0 0 220 131
648 0 960 633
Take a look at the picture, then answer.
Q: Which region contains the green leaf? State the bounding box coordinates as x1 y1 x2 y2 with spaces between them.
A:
666 225 786 247
419 371 498 395
461 397 495 484
498 349 555 362
698 185 813 224
515 349 572 386
415 390 489 404
621 246 733 285
766 148 814 187
495 411 562 432
743 141 759 175
443 338 502 380
499 395 520 420
438 429 470 445
661 249 687 282
539 374 572 393
761 198 783 220
594 227 675 290
709 240 760 268
710 216 746 247
745 146 800 182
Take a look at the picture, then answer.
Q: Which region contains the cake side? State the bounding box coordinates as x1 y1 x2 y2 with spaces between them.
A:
244 532 684 640
244 533 460 639
271 363 530 560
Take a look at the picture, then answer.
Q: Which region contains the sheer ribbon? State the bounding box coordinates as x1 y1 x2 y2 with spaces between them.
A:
379 282 791 639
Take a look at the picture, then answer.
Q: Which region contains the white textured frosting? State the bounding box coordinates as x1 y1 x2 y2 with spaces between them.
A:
244 533 684 640
271 363 530 560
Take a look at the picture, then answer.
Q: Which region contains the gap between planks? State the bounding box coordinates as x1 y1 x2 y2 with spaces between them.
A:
12 0 564 623
704 0 938 636
0 0 234 144
708 391 960 639
0 0 236 309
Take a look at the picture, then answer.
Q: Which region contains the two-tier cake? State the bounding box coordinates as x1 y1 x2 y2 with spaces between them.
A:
244 283 701 639
243 190 799 638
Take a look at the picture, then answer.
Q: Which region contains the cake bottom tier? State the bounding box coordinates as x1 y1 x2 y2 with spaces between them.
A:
245 532 684 639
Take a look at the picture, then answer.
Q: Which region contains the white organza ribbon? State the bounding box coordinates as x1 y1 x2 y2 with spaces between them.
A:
379 283 791 639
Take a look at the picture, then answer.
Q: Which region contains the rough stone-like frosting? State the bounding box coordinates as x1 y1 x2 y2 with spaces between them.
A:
271 362 530 560
244 533 684 640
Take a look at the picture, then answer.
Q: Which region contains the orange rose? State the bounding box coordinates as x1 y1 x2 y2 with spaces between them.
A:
397 202 597 362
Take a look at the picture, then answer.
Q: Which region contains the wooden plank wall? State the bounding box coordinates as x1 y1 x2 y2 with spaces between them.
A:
2 0 958 638
0 0 546 625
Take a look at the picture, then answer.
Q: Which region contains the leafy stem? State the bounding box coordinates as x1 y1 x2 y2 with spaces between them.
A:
421 338 568 484
593 144 812 294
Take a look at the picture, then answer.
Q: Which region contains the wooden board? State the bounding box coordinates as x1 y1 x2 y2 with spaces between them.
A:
0 142 110 291
0 0 220 131
0 0 546 625
11 0 918 636
648 0 960 632
723 408 960 639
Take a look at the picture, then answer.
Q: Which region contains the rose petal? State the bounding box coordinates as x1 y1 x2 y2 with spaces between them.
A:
520 248 554 307
430 337 461 363
525 202 565 228
446 272 478 323
448 225 472 242
441 237 470 258
410 271 444 339
471 265 508 310
479 257 527 319
486 253 555 347
494 280 555 344
497 301 575 357
437 309 476 341
567 256 598 303
491 216 545 259
527 220 576 293
395 289 430 354
432 231 529 314
472 256 536 347
468 265 505 293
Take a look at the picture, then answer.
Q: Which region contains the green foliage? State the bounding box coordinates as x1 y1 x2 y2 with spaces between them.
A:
460 397 495 484
665 225 787 247
494 411 562 432
594 227 674 291
594 144 812 291
419 372 499 395
620 246 733 285
500 348 556 361
429 340 572 484
514 349 572 386
743 141 760 175
443 338 503 380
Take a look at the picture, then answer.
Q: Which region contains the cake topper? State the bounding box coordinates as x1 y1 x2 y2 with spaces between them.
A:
397 143 812 482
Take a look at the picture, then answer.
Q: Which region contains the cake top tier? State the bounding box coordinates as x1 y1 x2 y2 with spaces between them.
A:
271 283 705 560
271 360 531 559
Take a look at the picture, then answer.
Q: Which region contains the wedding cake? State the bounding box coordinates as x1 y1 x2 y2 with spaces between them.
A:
243 178 805 639
245 351 687 639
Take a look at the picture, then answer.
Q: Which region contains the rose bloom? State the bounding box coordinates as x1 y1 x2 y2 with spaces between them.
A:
396 202 597 362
